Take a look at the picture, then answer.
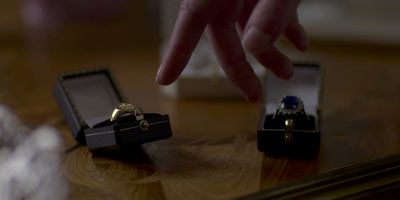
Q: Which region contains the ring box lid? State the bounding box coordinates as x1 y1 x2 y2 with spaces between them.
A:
64 70 123 127
54 69 124 138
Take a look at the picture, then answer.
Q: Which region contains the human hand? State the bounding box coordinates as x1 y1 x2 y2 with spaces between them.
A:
156 0 308 102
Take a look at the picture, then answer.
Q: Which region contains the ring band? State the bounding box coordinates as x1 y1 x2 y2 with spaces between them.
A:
110 103 136 122
110 103 150 131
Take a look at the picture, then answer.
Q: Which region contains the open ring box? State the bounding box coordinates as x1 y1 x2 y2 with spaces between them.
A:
258 63 322 157
53 68 172 151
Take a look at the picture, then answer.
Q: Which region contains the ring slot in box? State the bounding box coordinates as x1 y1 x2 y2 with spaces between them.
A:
53 69 172 150
258 63 322 156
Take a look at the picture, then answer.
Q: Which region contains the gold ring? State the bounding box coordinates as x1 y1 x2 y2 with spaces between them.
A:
110 103 136 122
110 103 150 131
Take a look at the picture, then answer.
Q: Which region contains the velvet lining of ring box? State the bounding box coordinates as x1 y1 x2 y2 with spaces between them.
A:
53 68 172 150
257 63 322 157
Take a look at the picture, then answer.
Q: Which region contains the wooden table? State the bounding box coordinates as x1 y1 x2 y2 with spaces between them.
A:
0 10 400 199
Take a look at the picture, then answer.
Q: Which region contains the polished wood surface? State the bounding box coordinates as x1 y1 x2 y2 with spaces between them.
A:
1 3 400 199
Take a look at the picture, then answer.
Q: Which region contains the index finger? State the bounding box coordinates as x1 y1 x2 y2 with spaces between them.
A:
156 5 209 85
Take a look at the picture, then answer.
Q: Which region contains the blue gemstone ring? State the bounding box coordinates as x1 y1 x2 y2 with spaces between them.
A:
275 95 305 116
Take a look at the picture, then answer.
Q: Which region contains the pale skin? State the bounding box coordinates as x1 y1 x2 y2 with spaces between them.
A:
156 0 308 102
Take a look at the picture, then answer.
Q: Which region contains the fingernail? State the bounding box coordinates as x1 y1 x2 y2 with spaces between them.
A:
155 67 164 84
299 37 309 51
246 90 261 102
278 63 294 80
243 79 262 102
242 27 273 55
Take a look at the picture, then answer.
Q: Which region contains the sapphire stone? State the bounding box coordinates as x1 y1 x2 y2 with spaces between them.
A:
282 96 299 110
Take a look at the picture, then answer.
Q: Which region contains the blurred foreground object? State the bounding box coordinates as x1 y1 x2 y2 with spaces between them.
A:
0 106 67 200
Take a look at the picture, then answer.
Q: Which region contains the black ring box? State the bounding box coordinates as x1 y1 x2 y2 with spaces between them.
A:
258 63 322 157
53 68 172 150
